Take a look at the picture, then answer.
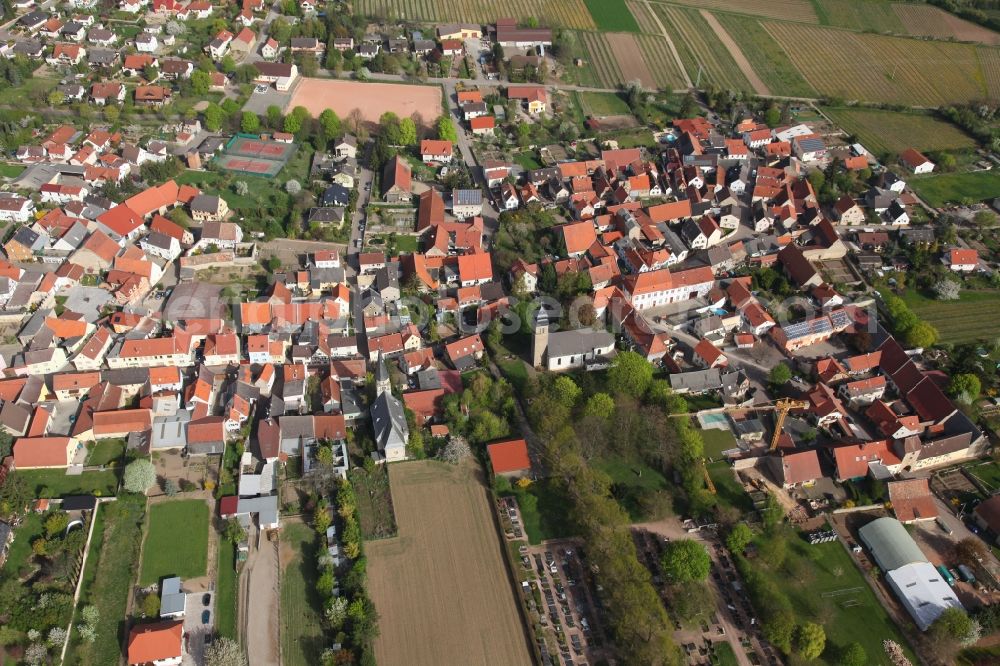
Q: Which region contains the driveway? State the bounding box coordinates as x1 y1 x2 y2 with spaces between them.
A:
183 591 213 665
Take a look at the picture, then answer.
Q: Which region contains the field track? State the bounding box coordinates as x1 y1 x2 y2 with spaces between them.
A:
367 461 532 666
699 10 769 95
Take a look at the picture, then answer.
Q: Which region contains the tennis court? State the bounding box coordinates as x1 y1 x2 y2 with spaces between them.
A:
215 134 296 177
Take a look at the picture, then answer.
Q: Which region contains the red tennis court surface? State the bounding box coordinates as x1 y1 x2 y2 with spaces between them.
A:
216 135 296 177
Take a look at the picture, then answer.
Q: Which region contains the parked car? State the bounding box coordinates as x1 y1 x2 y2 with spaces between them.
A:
201 610 211 624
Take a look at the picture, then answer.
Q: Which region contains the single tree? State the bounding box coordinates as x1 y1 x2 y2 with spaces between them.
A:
794 622 826 660
123 459 156 493
661 539 711 583
947 374 981 402
436 115 457 142
725 523 753 555
583 393 615 420
841 643 867 666
769 362 792 386
191 70 211 95
240 111 260 134
205 637 248 666
607 351 654 397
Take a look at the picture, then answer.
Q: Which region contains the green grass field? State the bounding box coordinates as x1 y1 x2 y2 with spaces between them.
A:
707 461 752 513
139 500 209 585
909 170 1000 207
902 288 1000 343
16 469 118 498
215 539 238 640
0 163 25 178
822 107 975 155
84 439 125 466
716 15 816 97
701 428 737 460
964 461 1000 493
280 522 326 666
748 530 915 665
584 0 640 32
595 457 670 520
811 0 905 32
578 91 632 117
503 478 576 544
0 511 43 577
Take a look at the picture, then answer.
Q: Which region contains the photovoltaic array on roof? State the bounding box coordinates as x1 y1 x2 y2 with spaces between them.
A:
783 316 831 340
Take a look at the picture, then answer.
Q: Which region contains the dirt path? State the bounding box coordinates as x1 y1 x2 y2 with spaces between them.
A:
639 0 693 88
242 527 280 666
699 10 771 96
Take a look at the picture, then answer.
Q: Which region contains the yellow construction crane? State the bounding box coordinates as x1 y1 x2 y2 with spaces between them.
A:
672 398 810 494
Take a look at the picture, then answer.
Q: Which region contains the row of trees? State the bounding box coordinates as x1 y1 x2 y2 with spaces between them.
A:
879 291 940 348
313 478 379 666
526 364 683 665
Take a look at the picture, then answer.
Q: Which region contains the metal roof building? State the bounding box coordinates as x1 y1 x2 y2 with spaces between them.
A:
859 517 927 572
885 562 963 631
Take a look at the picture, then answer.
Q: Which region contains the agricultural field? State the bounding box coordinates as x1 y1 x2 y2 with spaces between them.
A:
578 32 627 88
626 0 661 34
647 0 818 22
976 46 1000 98
139 499 209 585
633 34 688 89
584 0 639 32
714 14 815 97
657 5 752 91
901 287 1000 343
606 32 657 88
821 107 975 155
762 22 987 105
811 0 904 32
895 3 1000 45
909 170 1000 207
367 461 532 666
353 0 596 29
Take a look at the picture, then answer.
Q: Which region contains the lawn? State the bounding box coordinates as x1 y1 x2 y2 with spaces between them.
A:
65 496 145 666
701 428 737 460
965 460 1000 493
280 522 326 666
0 512 43 578
84 439 125 466
909 170 1000 207
711 640 739 666
16 468 118 498
821 107 975 156
502 477 576 544
139 499 209 585
901 288 1000 344
512 150 541 171
215 539 238 640
594 457 671 521
0 163 25 178
496 356 529 394
584 0 640 31
577 91 632 117
707 461 752 513
747 530 916 665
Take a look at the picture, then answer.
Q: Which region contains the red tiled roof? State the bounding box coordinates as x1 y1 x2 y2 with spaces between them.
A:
487 438 531 474
128 620 183 664
13 436 72 468
888 478 938 522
